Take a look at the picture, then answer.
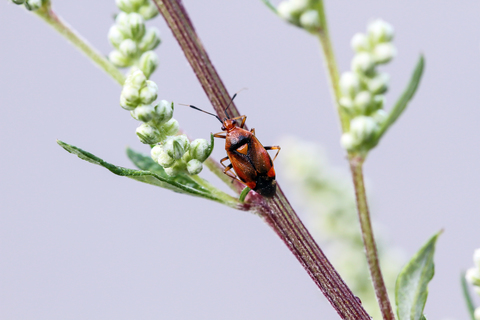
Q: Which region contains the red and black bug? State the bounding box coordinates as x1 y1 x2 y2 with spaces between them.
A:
184 95 280 197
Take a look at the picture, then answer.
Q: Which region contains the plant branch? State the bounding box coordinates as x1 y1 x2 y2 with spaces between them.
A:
349 156 395 320
315 1 348 132
152 1 370 318
34 1 126 86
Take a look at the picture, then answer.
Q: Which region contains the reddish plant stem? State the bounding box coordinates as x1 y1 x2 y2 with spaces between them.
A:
152 1 370 318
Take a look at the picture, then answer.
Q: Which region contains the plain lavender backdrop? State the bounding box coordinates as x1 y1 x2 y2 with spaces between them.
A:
1 1 480 319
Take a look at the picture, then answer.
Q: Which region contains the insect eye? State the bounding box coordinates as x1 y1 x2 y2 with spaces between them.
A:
221 126 226 131
232 120 237 126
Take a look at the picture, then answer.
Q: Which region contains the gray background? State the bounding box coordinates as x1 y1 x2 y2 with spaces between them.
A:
1 0 479 319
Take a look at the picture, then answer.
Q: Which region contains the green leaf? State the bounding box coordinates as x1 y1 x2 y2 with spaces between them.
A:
395 230 441 320
461 271 476 320
57 140 239 207
375 54 425 143
239 187 251 202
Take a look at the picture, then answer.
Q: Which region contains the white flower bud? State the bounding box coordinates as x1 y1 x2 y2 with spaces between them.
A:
371 109 387 124
366 72 389 95
139 80 158 104
354 91 372 113
372 43 396 64
138 28 161 52
466 268 480 286
162 119 179 136
116 0 135 13
299 10 321 31
127 13 146 40
119 39 138 58
132 104 155 122
108 25 126 49
136 123 161 144
138 3 159 20
127 69 147 89
120 86 140 110
25 0 42 10
350 116 377 144
165 137 185 160
351 52 375 76
190 139 210 162
367 19 394 44
277 1 296 21
152 100 173 125
109 50 131 68
137 51 159 78
151 144 163 162
289 0 311 14
187 159 203 175
339 97 355 113
372 95 385 111
351 33 370 52
115 12 129 27
339 72 361 97
175 135 190 152
340 133 356 151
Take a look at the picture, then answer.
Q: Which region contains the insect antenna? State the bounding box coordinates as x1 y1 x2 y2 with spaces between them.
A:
224 88 247 119
179 103 223 123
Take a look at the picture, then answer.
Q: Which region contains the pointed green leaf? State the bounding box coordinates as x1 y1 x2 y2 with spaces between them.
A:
396 230 441 320
376 54 425 143
57 140 239 207
461 271 476 320
260 0 278 14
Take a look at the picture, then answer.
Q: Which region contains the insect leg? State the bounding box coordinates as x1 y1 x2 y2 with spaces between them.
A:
250 128 256 136
214 132 227 139
219 156 230 168
265 146 281 161
223 163 241 181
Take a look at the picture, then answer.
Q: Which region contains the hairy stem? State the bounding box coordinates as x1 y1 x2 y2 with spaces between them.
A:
349 156 395 320
315 1 348 132
152 1 370 318
34 2 126 85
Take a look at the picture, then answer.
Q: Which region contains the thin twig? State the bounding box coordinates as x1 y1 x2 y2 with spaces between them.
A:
350 156 395 320
152 1 370 318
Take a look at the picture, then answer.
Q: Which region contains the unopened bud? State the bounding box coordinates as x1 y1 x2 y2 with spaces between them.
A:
120 86 140 110
139 80 158 104
132 104 155 122
340 133 356 151
152 145 175 168
371 109 387 124
165 137 185 160
339 72 361 98
116 0 135 13
119 39 138 58
152 100 173 125
354 91 372 113
137 51 159 78
138 3 159 20
108 25 126 49
367 19 394 44
25 0 42 10
350 116 377 144
162 119 179 136
474 249 480 268
187 159 203 175
351 33 370 52
136 123 161 144
138 28 161 52
109 50 131 68
127 13 146 40
339 97 355 114
164 164 182 177
367 72 389 95
352 52 375 76
299 10 321 31
372 43 396 64
128 69 147 89
189 139 210 162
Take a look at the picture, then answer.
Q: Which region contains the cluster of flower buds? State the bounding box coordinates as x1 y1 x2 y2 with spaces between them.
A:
339 19 396 153
108 0 161 78
11 0 44 11
276 0 322 32
121 69 211 176
466 249 480 320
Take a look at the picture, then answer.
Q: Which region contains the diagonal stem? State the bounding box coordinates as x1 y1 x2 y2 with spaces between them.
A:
152 1 371 318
